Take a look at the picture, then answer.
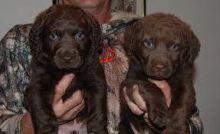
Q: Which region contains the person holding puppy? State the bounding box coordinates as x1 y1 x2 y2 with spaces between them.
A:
0 0 203 133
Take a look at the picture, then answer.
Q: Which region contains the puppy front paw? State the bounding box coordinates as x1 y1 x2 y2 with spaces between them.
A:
148 107 167 129
132 80 168 129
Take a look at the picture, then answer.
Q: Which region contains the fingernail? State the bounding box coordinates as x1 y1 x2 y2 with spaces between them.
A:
68 73 74 78
144 112 148 118
133 84 139 90
137 111 144 115
123 87 127 94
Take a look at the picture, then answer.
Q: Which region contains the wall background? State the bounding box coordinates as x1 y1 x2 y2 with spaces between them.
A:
0 0 50 38
0 0 220 133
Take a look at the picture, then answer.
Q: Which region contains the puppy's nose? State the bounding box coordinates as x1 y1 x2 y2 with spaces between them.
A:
62 54 72 61
154 63 166 71
58 49 78 62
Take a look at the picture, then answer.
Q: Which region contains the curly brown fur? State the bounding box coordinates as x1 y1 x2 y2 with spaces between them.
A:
26 5 107 134
119 13 200 134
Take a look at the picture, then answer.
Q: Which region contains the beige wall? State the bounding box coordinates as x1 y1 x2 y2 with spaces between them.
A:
0 0 50 38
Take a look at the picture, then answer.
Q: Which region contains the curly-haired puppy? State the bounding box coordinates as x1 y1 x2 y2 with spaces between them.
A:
26 5 107 134
119 13 200 134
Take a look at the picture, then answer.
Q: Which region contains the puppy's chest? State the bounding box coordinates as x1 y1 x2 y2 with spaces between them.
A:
61 75 91 100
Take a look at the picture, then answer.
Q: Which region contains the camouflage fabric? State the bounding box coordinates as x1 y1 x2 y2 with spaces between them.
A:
0 13 203 134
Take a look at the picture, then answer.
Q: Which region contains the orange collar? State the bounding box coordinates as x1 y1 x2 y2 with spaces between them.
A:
99 47 116 64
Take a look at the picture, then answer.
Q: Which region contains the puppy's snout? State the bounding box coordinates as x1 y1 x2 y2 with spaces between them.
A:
146 57 173 79
153 63 166 72
57 48 79 62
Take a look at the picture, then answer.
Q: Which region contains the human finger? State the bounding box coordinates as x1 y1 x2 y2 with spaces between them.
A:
123 87 144 115
143 112 149 120
148 79 171 107
132 85 147 111
62 90 84 113
53 74 74 104
53 90 83 119
58 100 85 123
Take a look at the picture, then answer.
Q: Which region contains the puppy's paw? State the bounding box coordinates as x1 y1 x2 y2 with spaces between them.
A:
149 108 167 129
121 80 168 130
136 81 168 129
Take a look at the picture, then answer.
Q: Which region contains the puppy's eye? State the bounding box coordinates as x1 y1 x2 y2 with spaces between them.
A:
75 32 86 41
49 32 59 41
143 40 155 49
169 43 179 51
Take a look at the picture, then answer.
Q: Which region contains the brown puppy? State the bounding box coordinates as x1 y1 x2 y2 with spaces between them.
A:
119 13 200 134
26 5 107 134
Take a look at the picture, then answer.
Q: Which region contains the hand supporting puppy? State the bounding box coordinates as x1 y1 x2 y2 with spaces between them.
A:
21 74 85 134
53 74 85 124
123 80 171 124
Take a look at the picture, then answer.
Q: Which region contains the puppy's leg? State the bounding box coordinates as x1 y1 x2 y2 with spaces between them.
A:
85 78 108 134
118 116 134 134
26 77 58 134
164 106 190 134
164 79 195 134
30 101 58 134
122 80 168 133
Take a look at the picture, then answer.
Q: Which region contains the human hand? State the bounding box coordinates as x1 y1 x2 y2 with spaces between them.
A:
52 74 85 124
21 113 34 134
123 79 171 119
21 74 85 133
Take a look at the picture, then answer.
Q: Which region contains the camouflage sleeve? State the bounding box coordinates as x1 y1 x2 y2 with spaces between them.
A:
189 106 204 134
0 26 26 134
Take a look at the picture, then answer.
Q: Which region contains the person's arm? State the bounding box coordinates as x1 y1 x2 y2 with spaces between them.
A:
0 26 25 134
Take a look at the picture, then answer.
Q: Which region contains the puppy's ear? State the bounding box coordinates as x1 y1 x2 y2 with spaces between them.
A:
83 11 102 64
181 26 200 66
124 20 143 58
29 6 55 61
85 12 101 51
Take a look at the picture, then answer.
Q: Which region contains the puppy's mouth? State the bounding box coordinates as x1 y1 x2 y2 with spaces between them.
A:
146 71 172 80
54 57 83 69
145 65 173 80
53 48 83 69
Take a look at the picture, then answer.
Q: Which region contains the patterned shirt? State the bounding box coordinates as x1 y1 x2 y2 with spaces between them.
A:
0 13 203 134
